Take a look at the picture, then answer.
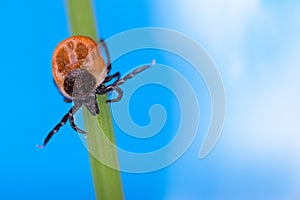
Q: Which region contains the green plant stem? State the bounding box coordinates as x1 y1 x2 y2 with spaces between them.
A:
66 1 123 199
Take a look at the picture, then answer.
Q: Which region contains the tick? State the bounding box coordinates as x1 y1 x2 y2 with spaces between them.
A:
38 35 154 148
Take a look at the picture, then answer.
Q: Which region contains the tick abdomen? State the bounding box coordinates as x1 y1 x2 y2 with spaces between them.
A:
52 36 106 99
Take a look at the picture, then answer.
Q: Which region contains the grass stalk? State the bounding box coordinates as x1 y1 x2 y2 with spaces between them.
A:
65 1 124 199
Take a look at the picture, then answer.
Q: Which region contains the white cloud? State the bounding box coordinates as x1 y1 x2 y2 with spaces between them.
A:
154 1 300 198
227 54 246 82
170 0 263 82
175 0 260 47
227 41 300 163
155 0 300 159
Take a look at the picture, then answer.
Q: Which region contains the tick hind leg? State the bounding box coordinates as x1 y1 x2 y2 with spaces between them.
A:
37 103 82 148
105 86 123 103
69 114 86 134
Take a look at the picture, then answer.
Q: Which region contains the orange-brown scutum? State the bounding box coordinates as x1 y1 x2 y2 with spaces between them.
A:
52 36 107 99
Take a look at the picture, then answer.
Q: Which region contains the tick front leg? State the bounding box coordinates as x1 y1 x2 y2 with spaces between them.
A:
104 72 120 84
105 85 123 103
99 38 112 74
69 114 86 134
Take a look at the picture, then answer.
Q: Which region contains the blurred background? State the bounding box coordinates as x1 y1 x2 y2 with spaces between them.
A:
1 0 300 199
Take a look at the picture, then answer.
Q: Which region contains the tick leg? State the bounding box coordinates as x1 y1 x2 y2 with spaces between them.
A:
114 62 154 87
105 86 123 103
104 72 120 84
37 111 70 148
69 114 86 134
64 97 72 103
96 61 154 102
95 84 106 95
37 103 82 148
99 39 112 74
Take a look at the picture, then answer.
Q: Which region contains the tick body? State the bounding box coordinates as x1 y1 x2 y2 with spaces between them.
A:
52 36 107 100
38 35 154 148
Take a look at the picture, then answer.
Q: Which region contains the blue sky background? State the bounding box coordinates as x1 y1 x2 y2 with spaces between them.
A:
0 0 300 200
